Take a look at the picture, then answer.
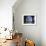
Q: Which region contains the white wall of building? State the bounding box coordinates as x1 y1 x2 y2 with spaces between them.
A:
13 0 46 46
0 0 16 29
13 0 41 46
41 0 46 46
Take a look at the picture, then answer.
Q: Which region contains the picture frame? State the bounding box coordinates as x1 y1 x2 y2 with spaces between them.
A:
22 14 36 25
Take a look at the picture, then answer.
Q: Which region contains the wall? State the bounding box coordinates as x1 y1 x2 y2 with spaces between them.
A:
0 0 16 30
13 0 41 46
41 0 46 46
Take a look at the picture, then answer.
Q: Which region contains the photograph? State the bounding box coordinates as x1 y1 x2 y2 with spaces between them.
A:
22 15 36 25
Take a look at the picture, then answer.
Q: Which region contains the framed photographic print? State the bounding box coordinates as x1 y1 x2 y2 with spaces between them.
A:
22 14 36 25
